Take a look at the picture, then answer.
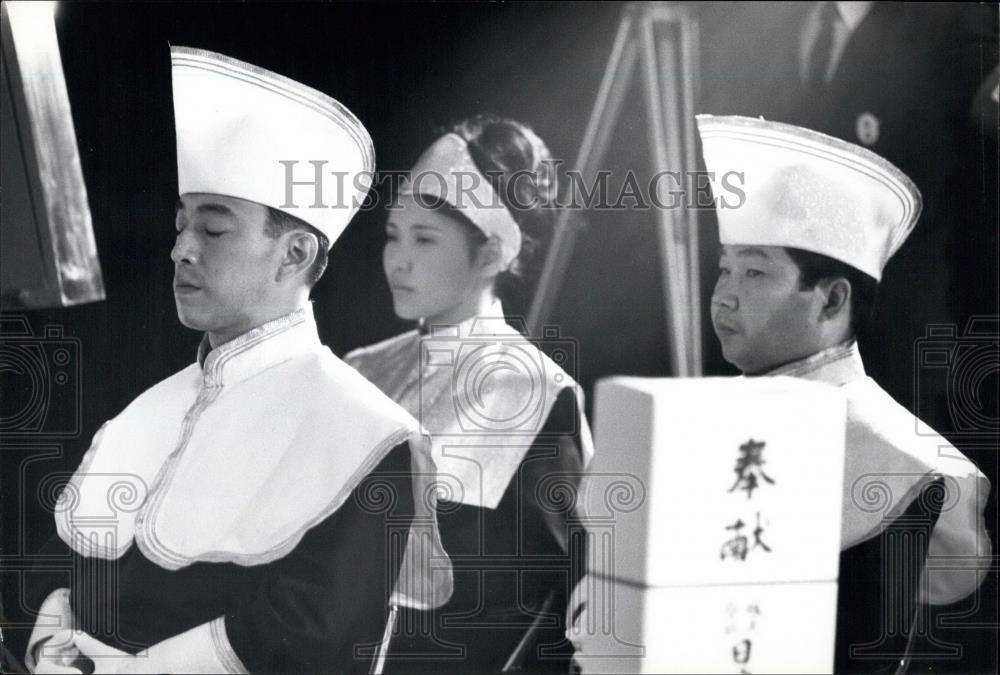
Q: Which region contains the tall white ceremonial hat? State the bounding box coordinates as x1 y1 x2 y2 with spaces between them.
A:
697 115 922 281
400 132 522 269
172 46 374 249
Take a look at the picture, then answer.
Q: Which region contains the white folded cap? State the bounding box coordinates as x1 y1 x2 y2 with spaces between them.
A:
697 115 921 281
400 133 522 269
172 46 374 249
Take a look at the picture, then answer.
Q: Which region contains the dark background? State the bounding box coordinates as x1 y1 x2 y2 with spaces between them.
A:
2 2 996 671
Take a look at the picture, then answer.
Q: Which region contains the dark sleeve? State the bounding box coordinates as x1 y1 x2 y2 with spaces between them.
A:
24 534 76 612
13 534 77 664
225 441 415 674
835 478 944 673
505 386 588 672
518 386 586 558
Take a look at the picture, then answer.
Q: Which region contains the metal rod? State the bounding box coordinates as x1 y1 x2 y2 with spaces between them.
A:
371 604 399 675
527 11 638 334
640 13 689 377
657 26 693 375
680 11 703 376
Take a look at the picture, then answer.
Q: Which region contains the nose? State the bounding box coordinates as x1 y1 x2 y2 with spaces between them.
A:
171 230 198 265
383 241 411 276
711 273 738 312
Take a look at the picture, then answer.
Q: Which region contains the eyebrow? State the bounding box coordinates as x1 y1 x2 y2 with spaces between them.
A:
385 221 441 232
727 247 769 259
175 198 236 218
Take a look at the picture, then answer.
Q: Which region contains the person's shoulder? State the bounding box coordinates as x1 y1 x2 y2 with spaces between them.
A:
483 330 583 404
913 2 994 26
528 339 582 393
296 346 419 428
843 376 982 478
342 330 420 368
87 362 203 451
891 2 995 43
140 361 203 392
118 362 202 414
844 375 929 436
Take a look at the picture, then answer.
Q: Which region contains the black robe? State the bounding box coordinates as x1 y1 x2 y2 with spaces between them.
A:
385 387 585 674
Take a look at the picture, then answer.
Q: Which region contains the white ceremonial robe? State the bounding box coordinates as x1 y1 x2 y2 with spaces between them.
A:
26 307 449 673
344 299 594 510
764 339 991 605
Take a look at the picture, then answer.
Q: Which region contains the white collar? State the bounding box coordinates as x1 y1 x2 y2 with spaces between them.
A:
762 339 865 386
196 306 320 387
420 299 514 340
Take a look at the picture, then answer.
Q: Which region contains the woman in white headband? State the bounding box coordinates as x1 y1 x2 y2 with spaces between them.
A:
345 115 594 673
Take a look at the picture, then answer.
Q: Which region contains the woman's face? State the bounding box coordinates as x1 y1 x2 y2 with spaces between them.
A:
383 194 486 325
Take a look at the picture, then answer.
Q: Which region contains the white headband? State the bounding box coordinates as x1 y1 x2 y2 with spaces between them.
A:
400 133 522 269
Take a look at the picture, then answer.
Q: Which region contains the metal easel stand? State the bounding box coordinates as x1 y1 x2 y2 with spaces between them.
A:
527 2 703 377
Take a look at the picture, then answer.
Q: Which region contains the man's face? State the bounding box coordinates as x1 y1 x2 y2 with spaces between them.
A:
172 193 285 344
711 245 825 374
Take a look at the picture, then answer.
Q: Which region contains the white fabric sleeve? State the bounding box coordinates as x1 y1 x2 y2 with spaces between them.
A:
25 587 74 672
129 617 247 674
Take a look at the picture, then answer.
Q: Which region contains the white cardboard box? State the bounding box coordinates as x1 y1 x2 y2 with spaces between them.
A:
572 376 847 673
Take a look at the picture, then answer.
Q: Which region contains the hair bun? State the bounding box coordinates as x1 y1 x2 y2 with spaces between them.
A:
448 114 560 305
453 114 558 213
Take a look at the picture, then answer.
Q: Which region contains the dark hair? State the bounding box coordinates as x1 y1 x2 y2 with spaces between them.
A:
264 206 330 288
785 247 878 338
448 114 559 300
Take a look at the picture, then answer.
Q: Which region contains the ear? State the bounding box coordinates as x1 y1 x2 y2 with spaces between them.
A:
817 276 852 323
474 236 506 278
276 230 319 283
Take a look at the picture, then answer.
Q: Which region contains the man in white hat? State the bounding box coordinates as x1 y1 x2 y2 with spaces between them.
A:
699 114 991 656
24 47 450 674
